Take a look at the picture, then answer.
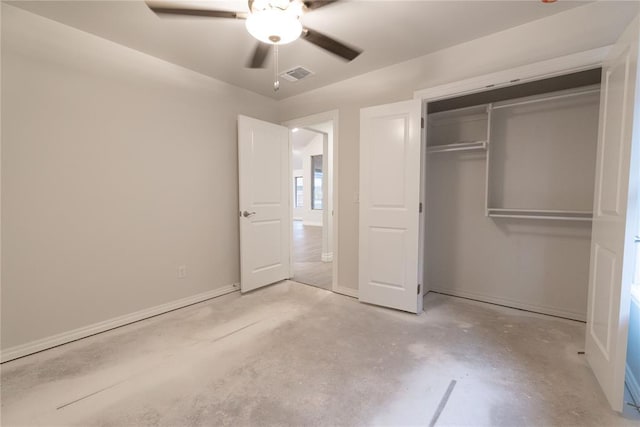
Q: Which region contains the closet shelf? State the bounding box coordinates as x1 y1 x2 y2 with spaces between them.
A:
427 141 487 154
491 87 600 111
487 208 593 221
428 104 489 123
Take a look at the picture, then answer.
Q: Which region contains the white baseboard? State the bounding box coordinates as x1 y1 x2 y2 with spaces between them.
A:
1 284 239 363
334 286 358 299
627 364 640 405
429 287 586 321
321 252 333 262
302 221 322 227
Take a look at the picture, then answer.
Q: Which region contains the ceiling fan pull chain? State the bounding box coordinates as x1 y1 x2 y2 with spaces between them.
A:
273 44 280 91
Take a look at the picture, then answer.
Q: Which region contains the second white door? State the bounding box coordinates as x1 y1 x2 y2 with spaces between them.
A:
359 99 423 313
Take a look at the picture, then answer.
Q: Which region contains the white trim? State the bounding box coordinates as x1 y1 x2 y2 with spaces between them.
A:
321 252 333 262
627 364 640 405
413 46 610 102
302 221 322 227
419 100 427 298
632 285 640 306
283 110 339 294
334 286 358 299
430 287 586 322
1 284 239 363
629 295 640 404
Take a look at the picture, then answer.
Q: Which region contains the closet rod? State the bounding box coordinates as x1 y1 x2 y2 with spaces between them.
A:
492 88 600 111
427 141 487 153
488 214 593 221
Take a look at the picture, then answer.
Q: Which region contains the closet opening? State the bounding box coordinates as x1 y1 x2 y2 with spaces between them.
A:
421 68 602 322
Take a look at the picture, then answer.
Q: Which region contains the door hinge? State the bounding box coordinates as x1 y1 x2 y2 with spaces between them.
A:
417 284 421 295
419 202 423 213
421 117 425 129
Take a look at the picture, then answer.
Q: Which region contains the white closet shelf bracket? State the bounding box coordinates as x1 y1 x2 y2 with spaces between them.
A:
427 140 487 154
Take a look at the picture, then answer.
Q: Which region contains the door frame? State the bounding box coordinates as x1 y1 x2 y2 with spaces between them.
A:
282 110 344 295
413 46 611 298
413 46 610 102
414 44 640 412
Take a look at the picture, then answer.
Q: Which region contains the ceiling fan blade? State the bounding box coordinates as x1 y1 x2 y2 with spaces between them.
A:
301 28 362 61
303 0 339 11
148 4 246 19
247 42 271 69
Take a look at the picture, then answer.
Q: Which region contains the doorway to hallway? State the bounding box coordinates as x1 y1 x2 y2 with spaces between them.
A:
290 123 334 291
292 220 332 290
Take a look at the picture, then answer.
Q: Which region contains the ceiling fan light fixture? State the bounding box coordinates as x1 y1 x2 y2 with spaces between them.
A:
245 9 302 45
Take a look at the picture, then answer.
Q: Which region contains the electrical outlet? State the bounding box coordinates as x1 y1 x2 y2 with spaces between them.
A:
178 265 187 279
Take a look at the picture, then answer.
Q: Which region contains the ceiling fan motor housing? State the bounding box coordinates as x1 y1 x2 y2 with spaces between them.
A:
248 0 303 14
246 0 304 45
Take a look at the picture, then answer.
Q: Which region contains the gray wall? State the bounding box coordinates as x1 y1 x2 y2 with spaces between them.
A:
1 5 277 350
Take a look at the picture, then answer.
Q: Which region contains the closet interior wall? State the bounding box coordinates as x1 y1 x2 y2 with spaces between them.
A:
423 71 601 321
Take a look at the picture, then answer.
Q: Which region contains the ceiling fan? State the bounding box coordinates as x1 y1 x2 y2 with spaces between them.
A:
146 0 362 72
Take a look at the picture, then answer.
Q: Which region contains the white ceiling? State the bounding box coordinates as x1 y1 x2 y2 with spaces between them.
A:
291 127 318 169
10 0 589 99
292 127 319 151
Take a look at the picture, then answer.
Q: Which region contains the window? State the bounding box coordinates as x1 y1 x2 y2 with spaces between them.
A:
311 155 323 210
295 177 304 208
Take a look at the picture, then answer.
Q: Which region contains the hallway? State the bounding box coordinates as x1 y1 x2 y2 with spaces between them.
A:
292 220 332 290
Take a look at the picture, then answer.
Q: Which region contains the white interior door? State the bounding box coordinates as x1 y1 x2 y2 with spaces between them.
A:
586 15 640 411
238 115 290 293
359 99 423 313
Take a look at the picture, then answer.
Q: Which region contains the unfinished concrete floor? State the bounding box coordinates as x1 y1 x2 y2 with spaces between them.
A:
1 281 636 426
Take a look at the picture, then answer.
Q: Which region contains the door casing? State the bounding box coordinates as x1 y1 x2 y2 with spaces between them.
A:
282 111 343 295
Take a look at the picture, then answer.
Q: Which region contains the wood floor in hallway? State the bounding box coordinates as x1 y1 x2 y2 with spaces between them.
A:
292 220 332 290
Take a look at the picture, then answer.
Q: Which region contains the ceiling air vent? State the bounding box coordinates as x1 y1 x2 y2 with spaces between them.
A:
280 66 315 82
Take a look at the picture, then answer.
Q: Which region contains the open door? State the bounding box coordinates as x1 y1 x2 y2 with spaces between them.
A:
586 15 640 411
359 99 423 313
238 115 290 293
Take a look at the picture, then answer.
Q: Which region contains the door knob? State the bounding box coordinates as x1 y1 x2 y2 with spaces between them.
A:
242 210 256 218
